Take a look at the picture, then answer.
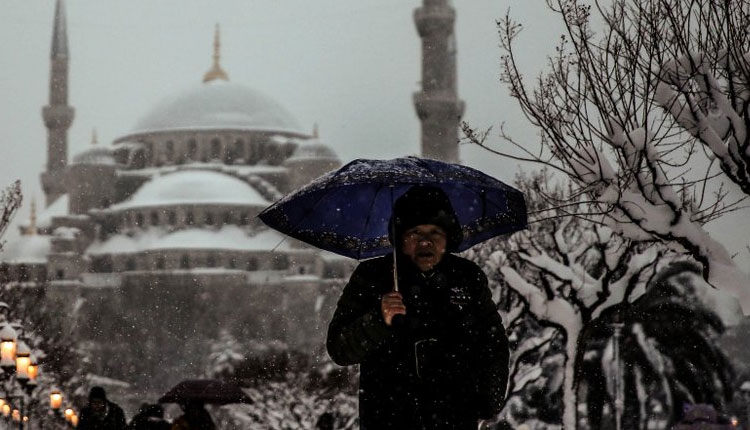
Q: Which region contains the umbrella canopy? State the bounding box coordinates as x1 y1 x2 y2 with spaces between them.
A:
158 379 253 405
259 156 527 260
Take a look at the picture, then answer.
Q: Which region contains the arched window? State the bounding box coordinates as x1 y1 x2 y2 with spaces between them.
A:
132 148 146 169
234 139 245 160
228 257 237 269
272 255 289 270
156 256 165 270
145 142 154 163
18 265 29 282
210 138 221 160
92 256 113 273
150 211 159 226
187 139 198 160
186 211 195 226
246 258 258 271
180 255 190 269
222 211 232 225
135 213 144 226
56 269 65 280
165 140 175 162
246 142 256 164
204 212 214 226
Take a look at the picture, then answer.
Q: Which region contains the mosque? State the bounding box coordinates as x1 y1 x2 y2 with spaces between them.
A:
0 0 464 393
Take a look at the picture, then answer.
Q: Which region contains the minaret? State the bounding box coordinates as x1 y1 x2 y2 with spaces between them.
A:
23 198 38 236
413 0 465 163
41 0 74 207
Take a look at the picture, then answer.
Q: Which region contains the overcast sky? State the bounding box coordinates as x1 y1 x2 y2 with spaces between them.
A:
1 1 747 268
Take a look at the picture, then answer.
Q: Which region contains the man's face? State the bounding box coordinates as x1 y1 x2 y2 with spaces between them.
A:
401 224 447 272
90 399 107 417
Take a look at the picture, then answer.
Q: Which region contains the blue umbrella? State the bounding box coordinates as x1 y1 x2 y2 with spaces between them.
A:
258 156 527 261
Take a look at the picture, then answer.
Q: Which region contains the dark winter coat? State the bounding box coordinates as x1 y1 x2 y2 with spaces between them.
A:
327 253 510 430
78 401 127 430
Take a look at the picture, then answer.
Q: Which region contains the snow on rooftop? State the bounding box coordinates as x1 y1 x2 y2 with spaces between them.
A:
87 226 292 255
72 146 116 165
0 234 51 264
110 170 270 210
119 81 305 138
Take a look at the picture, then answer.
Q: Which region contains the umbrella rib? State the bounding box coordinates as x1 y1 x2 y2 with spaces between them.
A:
413 157 441 182
356 183 387 260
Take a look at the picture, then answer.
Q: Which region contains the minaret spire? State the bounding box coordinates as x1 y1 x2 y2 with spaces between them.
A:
203 24 229 83
41 0 74 207
413 0 465 163
24 198 38 236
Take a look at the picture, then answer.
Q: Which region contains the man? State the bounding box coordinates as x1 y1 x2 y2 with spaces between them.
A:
327 185 509 429
78 386 127 430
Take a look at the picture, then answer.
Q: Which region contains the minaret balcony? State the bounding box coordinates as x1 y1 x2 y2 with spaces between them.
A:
414 6 455 37
42 105 74 128
413 91 465 120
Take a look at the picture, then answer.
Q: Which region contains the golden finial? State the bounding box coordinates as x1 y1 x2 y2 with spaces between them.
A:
24 198 37 236
312 123 319 139
203 24 229 83
91 128 98 145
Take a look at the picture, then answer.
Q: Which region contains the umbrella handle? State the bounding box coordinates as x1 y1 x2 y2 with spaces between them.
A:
391 201 399 293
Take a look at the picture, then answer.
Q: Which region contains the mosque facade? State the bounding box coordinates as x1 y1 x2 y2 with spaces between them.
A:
0 0 463 393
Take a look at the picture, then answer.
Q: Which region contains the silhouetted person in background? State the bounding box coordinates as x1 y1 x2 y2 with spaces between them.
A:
128 403 170 430
170 401 215 430
78 386 127 430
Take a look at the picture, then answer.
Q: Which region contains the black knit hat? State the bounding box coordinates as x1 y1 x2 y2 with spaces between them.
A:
89 386 107 401
389 185 462 251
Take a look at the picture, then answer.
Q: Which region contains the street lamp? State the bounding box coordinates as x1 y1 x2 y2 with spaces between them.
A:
0 324 18 372
49 390 63 412
26 356 38 386
64 408 74 423
14 341 30 383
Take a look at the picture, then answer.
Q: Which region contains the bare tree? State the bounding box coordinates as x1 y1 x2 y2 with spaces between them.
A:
0 180 22 249
466 0 750 312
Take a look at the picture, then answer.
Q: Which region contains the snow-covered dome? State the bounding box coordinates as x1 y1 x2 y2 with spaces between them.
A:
0 235 51 264
111 170 270 210
72 146 116 165
122 81 305 137
287 141 339 161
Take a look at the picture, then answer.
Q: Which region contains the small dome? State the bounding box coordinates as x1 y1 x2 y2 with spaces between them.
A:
286 141 339 161
72 147 116 165
1 235 51 264
121 81 305 138
111 170 270 210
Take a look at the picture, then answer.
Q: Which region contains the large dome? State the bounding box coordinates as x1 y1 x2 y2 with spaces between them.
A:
111 170 270 210
123 81 305 137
